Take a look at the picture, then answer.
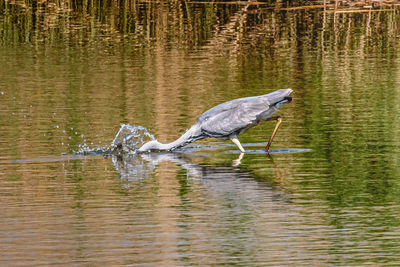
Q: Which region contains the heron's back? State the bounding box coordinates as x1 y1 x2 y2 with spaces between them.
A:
196 89 292 139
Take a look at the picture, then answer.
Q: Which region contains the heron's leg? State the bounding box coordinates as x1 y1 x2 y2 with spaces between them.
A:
230 136 245 153
265 116 282 152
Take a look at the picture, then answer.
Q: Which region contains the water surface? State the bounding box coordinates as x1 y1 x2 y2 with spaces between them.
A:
1 0 400 265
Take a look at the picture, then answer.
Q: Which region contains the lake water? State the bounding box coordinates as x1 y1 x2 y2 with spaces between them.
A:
1 0 400 265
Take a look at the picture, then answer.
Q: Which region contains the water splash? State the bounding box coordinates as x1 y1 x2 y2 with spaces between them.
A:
110 124 155 155
75 124 155 155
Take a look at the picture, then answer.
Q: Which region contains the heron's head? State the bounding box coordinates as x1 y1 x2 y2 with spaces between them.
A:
137 140 163 153
268 88 292 109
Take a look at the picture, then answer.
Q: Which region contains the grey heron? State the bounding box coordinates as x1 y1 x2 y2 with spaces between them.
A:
138 88 293 153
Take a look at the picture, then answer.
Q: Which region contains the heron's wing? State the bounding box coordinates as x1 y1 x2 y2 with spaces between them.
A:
199 97 269 137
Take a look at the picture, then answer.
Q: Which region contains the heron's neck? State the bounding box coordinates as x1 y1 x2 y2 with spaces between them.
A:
139 126 201 152
159 133 191 150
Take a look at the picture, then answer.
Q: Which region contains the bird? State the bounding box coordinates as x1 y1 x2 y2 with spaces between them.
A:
137 88 293 153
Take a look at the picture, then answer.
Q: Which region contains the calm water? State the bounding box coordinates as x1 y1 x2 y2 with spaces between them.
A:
1 0 400 265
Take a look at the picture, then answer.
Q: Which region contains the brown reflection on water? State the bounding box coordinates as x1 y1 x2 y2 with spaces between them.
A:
153 45 183 142
1 160 77 264
153 161 180 266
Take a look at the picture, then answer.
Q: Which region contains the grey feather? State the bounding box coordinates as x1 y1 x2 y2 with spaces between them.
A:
198 89 292 138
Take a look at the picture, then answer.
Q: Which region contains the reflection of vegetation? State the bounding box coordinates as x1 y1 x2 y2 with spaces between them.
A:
1 1 400 254
1 0 399 47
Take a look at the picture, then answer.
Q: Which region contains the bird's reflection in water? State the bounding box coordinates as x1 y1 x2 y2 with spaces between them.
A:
111 152 245 179
232 152 281 182
111 151 287 201
232 152 244 167
266 153 283 183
